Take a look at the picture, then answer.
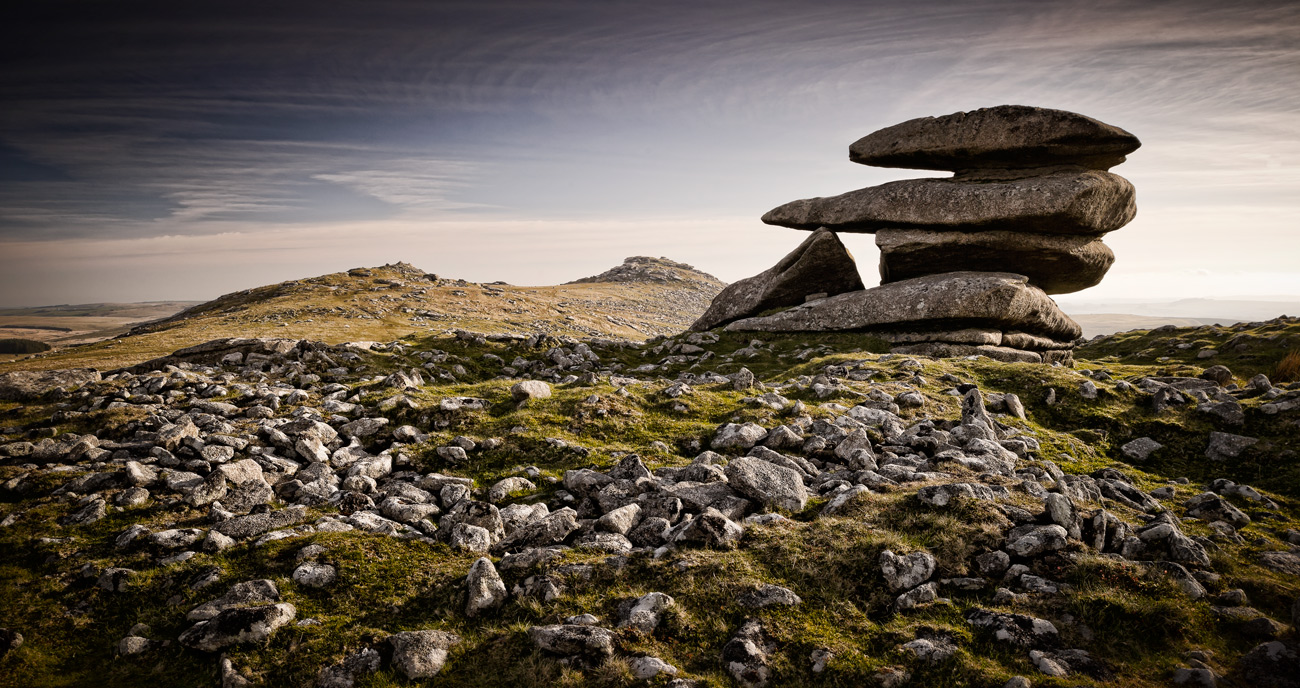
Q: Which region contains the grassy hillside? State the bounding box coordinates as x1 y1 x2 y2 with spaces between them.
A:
0 259 722 374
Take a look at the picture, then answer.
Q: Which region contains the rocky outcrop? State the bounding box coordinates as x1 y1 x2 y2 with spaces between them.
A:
695 104 1139 362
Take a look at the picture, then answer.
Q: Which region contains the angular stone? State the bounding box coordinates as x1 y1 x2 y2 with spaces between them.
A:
762 171 1135 236
178 603 295 652
723 457 809 512
727 272 1081 342
510 380 551 402
529 624 615 661
847 105 1141 171
1121 437 1163 462
0 368 100 401
188 579 281 621
879 549 937 592
691 229 865 331
465 557 507 617
388 630 460 679
877 229 1114 294
965 608 1059 647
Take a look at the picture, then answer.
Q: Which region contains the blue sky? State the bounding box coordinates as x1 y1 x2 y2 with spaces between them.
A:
1 0 1297 307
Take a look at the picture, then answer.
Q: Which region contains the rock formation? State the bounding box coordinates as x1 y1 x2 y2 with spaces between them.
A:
701 105 1141 363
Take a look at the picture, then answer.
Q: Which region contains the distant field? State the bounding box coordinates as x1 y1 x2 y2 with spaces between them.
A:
0 301 200 362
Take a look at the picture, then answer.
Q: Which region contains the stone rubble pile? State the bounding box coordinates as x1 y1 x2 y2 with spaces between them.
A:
2 328 1298 686
695 105 1143 365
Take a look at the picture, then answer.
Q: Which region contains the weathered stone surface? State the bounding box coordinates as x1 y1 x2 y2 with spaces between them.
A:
465 557 507 617
1121 437 1163 462
1206 432 1258 461
847 105 1141 171
388 630 460 679
737 584 803 608
966 608 1059 647
724 457 809 512
673 507 744 549
616 592 675 633
879 549 937 592
691 229 865 331
1232 641 1300 688
188 579 281 621
876 229 1114 294
891 342 1044 364
722 618 776 688
178 603 295 652
492 508 579 554
214 506 308 539
529 624 615 661
0 368 100 401
761 170 1135 236
510 380 551 402
727 272 1081 342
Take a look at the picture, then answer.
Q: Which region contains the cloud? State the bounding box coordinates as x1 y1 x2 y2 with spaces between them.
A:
0 0 1297 303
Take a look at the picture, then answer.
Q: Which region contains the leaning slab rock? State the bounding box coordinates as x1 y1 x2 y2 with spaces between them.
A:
691 228 863 331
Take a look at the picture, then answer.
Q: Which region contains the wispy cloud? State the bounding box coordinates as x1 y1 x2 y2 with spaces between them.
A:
0 0 1297 303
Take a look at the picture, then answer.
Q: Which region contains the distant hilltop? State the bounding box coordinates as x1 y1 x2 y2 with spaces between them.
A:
568 256 721 286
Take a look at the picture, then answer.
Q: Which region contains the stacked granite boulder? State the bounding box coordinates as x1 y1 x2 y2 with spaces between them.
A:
693 105 1141 364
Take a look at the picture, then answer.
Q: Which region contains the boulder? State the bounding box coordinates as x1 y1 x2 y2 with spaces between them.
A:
722 618 776 688
965 608 1059 647
879 549 937 592
465 557 507 617
673 507 744 549
616 592 675 633
1206 432 1258 461
529 624 615 662
726 272 1081 342
510 380 551 402
876 229 1114 294
188 579 281 621
737 584 803 608
388 630 460 679
1121 437 1163 462
847 105 1141 171
723 457 809 512
178 603 295 652
690 229 864 331
761 170 1135 236
0 368 100 401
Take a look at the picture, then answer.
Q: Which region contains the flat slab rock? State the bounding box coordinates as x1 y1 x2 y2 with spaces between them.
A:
761 169 1135 236
691 228 864 331
725 271 1082 343
890 342 1074 365
0 368 101 401
876 228 1114 295
848 105 1141 171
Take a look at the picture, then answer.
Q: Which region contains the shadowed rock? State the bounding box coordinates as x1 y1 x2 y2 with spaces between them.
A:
876 229 1114 294
725 272 1081 342
761 170 1135 235
690 229 863 331
848 105 1141 171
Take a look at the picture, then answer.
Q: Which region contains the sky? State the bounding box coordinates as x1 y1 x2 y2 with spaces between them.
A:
1 0 1298 309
